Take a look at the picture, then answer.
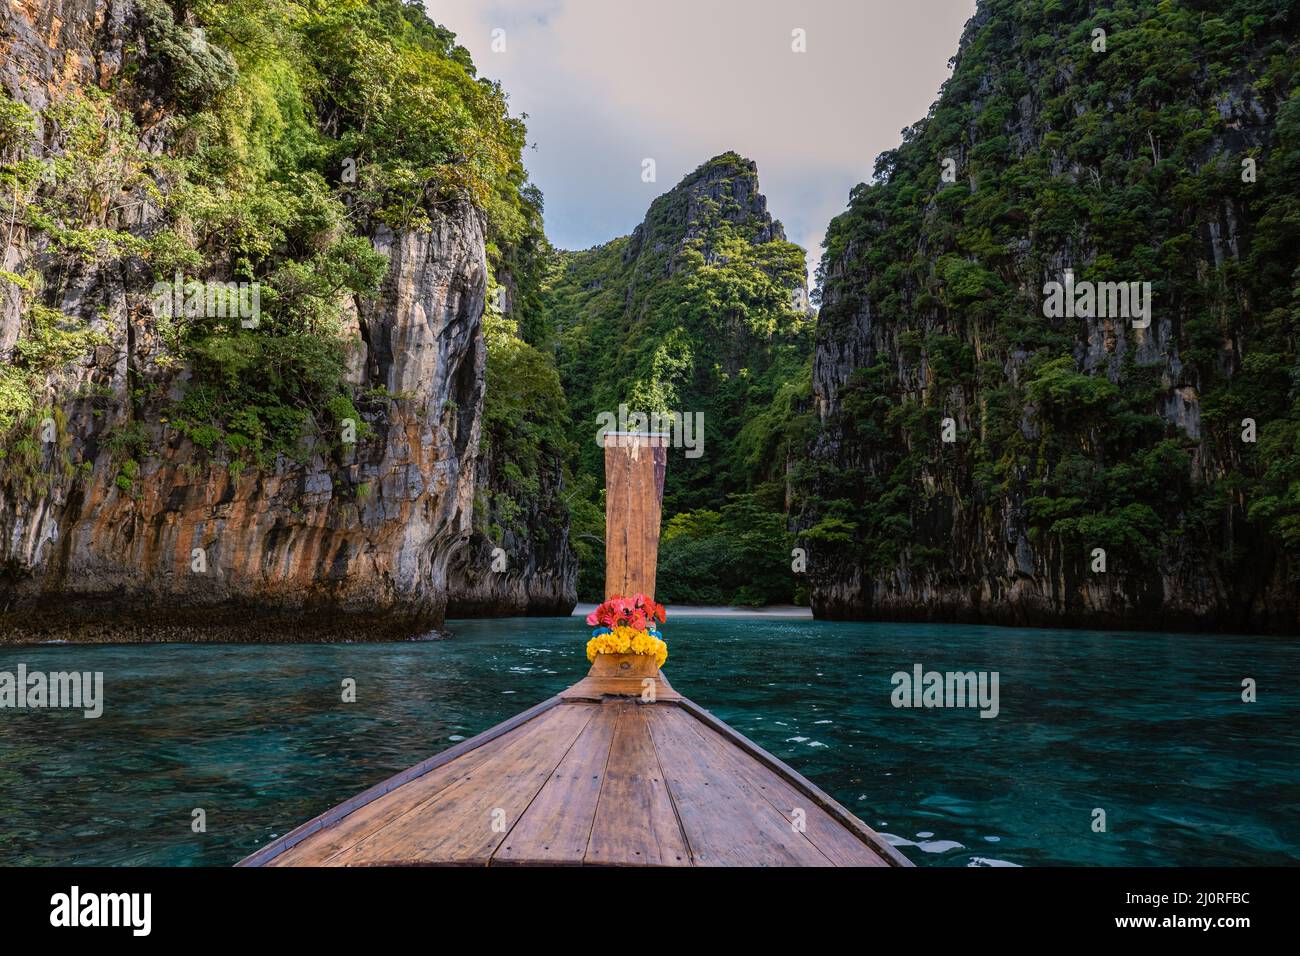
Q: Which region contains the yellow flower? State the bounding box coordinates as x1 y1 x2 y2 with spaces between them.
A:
586 625 668 667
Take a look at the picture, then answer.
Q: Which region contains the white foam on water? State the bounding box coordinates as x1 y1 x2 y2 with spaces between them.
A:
917 840 964 853
884 833 965 853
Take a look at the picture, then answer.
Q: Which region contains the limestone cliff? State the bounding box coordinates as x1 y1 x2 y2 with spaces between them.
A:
799 0 1300 632
547 153 813 602
444 435 578 618
0 0 572 640
445 256 578 617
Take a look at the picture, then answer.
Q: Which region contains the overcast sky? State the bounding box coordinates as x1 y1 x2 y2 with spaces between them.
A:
427 0 976 283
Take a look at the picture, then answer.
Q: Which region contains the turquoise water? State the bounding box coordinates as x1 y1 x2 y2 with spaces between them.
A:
0 617 1296 866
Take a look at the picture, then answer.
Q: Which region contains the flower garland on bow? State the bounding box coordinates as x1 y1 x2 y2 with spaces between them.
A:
585 594 668 668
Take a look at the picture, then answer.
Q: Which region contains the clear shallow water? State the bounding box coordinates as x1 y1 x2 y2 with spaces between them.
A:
0 617 1296 866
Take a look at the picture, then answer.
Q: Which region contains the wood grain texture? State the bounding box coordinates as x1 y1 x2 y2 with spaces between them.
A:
587 652 660 679
494 701 621 864
561 672 681 702
243 695 905 868
603 433 667 600
266 703 571 866
269 728 517 866
585 703 692 866
663 705 889 867
240 695 563 867
324 702 597 865
676 698 913 867
643 705 834 866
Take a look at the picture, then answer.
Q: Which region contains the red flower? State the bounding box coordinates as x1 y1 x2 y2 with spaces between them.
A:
587 594 665 632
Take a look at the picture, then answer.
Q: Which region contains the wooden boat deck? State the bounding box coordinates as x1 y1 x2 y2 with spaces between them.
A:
239 679 910 868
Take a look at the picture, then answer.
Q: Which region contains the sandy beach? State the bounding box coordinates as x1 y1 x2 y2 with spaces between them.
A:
573 604 813 619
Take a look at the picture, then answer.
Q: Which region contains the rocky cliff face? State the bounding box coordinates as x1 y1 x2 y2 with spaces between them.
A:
0 0 572 640
547 152 814 601
624 153 790 275
445 254 578 617
444 436 577 618
799 0 1300 632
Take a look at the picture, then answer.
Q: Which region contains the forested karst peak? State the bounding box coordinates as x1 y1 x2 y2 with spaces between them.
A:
797 0 1300 631
547 152 817 604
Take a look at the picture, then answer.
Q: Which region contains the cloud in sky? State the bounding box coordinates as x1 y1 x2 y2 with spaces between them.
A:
427 0 976 282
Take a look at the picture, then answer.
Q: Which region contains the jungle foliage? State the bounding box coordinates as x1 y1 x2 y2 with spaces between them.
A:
799 0 1300 587
2 0 540 477
543 153 817 603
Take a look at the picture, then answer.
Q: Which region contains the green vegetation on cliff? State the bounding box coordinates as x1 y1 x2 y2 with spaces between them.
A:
478 268 572 555
799 0 1300 623
15 0 1293 625
2 0 540 475
545 153 817 603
